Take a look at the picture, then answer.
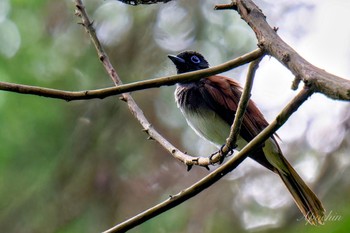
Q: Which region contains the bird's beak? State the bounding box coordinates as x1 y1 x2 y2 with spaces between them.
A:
168 55 185 66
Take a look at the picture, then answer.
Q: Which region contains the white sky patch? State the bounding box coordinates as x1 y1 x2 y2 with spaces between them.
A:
235 0 350 229
252 0 350 146
297 1 350 77
94 2 132 46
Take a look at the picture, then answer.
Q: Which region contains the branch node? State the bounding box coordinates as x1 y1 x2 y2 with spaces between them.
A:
147 136 154 140
282 53 290 63
214 1 237 11
88 20 94 28
291 76 302 90
304 78 313 88
191 157 199 163
186 164 193 171
75 3 83 11
257 40 265 50
74 9 82 17
119 96 127 102
99 54 105 62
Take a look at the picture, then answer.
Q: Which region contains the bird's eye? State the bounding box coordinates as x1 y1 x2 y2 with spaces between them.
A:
190 55 201 64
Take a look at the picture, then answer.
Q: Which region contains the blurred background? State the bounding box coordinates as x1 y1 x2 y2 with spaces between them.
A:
0 0 350 232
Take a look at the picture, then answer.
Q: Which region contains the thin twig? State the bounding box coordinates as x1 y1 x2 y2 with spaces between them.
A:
103 86 314 233
73 0 263 170
73 1 317 232
210 55 265 163
117 0 172 5
226 57 264 153
75 0 196 168
214 1 237 10
0 49 263 101
76 0 120 85
235 0 350 100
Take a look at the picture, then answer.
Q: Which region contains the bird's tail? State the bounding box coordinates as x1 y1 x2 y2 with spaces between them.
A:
276 157 325 225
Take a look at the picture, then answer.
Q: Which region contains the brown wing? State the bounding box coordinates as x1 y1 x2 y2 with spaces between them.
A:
198 76 325 222
199 75 269 141
199 75 277 170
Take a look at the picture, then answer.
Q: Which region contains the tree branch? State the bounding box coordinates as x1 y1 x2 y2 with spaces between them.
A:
72 1 325 232
7 0 350 103
75 1 121 86
227 56 264 148
0 49 263 101
73 1 264 170
75 0 198 169
103 85 314 233
214 1 237 11
232 0 350 100
117 0 172 5
211 55 265 163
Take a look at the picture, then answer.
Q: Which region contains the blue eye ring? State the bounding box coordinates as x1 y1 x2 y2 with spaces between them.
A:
190 55 201 64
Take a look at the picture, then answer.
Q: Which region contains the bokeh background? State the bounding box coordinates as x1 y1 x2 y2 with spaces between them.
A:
1 0 350 232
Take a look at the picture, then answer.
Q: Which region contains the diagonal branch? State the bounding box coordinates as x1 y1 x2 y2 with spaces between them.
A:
103 85 314 233
73 1 320 232
117 0 172 5
225 56 264 152
231 0 350 100
210 55 265 163
0 49 262 101
75 0 201 168
75 0 195 166
73 0 261 170
75 1 121 86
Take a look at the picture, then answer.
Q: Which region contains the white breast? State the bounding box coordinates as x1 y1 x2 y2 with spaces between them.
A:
175 83 248 151
180 106 248 150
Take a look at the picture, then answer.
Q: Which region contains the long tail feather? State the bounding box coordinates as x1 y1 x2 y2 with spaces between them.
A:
276 160 325 225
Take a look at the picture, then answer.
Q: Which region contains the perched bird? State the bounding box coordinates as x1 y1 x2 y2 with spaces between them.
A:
168 51 325 225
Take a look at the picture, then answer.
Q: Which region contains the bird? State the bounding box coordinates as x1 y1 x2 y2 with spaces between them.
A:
168 51 325 225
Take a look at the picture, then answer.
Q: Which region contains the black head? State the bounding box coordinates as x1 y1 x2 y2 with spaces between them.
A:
168 51 209 74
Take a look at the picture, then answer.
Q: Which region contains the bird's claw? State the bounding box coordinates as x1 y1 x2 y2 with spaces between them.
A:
209 144 235 164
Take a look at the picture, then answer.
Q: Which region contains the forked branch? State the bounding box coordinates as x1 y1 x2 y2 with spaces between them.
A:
232 0 350 100
210 55 265 163
0 49 262 101
71 0 337 232
103 86 314 233
73 0 262 171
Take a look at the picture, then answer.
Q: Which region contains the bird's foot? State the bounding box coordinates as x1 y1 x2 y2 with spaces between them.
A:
218 144 235 164
209 144 235 164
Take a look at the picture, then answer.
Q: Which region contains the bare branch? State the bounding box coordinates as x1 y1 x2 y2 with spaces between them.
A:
214 1 237 11
103 86 314 233
234 0 350 100
75 0 198 169
0 49 263 101
72 1 325 232
75 1 120 86
210 55 265 163
117 0 172 5
227 56 264 148
73 0 262 170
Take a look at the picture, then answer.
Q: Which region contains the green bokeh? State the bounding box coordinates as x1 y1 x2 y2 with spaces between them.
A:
0 0 349 233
